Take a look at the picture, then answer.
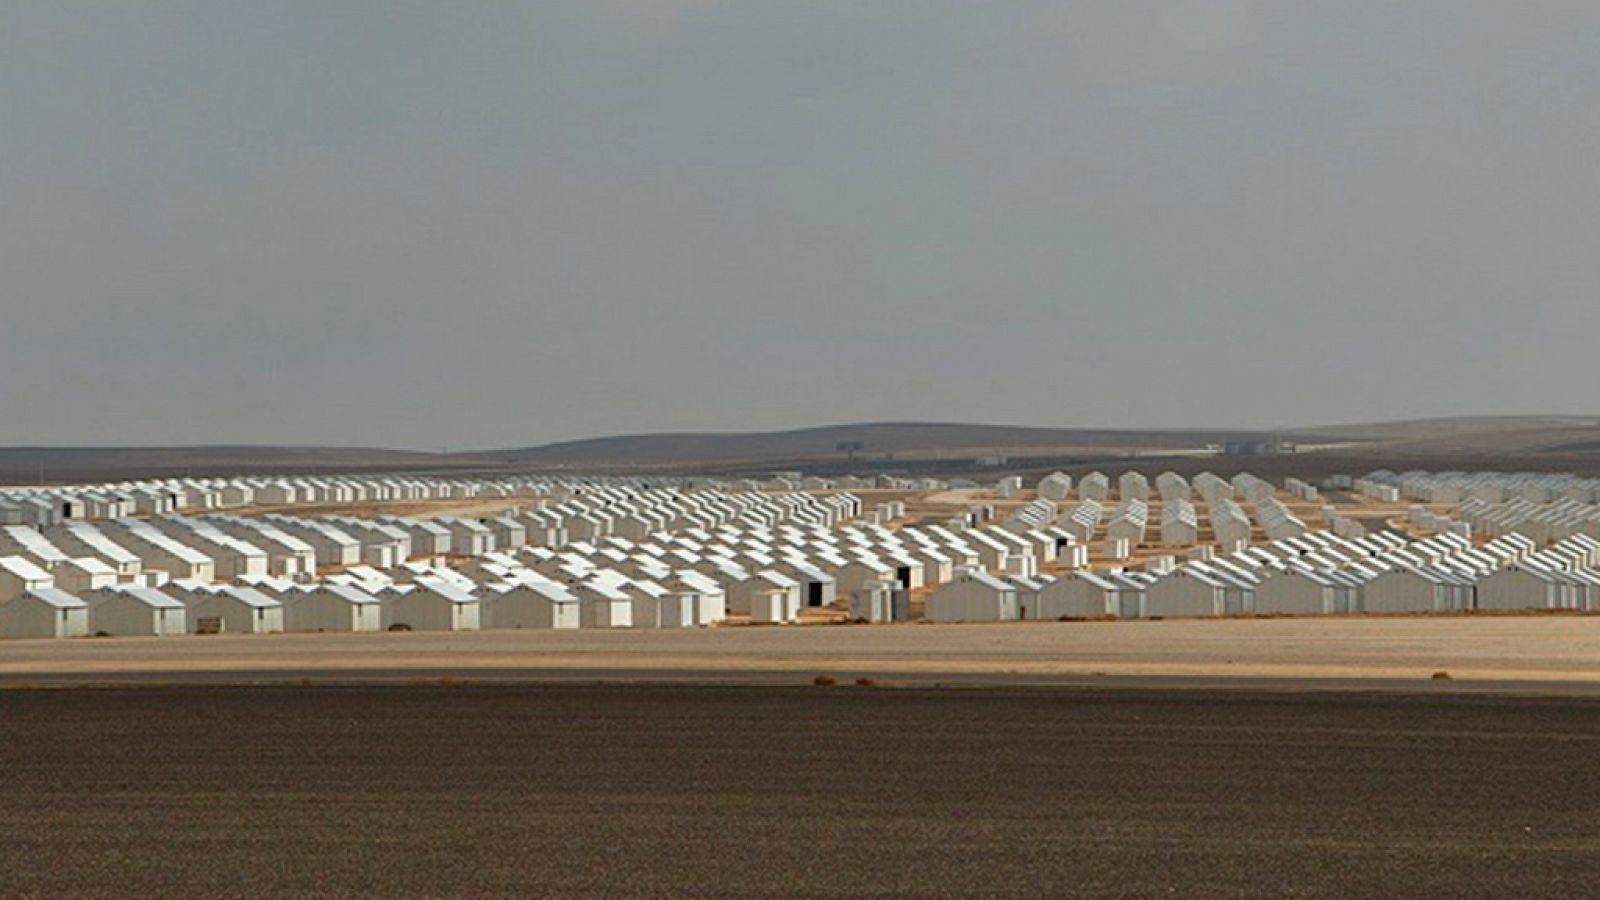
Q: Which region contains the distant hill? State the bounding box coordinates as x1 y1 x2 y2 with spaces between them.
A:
11 416 1600 484
1287 415 1600 442
471 422 1314 468
1316 426 1600 459
469 416 1600 472
0 445 468 484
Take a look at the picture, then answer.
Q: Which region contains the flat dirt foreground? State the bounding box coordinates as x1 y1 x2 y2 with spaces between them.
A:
8 685 1600 898
9 617 1600 687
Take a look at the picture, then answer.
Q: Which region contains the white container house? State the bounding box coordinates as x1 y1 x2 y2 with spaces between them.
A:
925 570 1019 622
382 580 481 631
85 585 187 636
188 586 285 635
0 587 90 638
283 583 383 632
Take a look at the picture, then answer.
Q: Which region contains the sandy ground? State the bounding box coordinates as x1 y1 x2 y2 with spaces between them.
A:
9 616 1600 685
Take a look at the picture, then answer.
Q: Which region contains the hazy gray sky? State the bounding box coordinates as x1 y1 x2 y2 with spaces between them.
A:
4 1 1599 449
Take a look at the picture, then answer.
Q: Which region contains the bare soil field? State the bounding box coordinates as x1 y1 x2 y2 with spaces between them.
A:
4 683 1600 899
9 616 1600 687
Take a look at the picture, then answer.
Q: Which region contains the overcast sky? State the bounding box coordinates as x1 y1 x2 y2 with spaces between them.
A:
3 2 1599 450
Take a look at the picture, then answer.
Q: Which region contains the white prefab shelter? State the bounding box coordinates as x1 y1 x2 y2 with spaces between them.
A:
106 521 217 582
390 518 452 556
734 585 778 623
925 570 1019 622
0 587 90 638
85 585 187 636
624 582 697 629
1145 569 1227 618
833 558 899 598
1475 566 1559 611
53 557 117 596
670 571 728 626
781 561 838 608
1012 575 1048 619
482 516 528 551
159 521 268 580
443 519 495 556
48 523 143 578
726 571 797 617
1556 569 1600 611
1035 571 1122 619
909 548 955 586
188 586 284 634
1037 473 1072 502
1360 568 1454 613
382 581 481 631
573 582 634 628
283 583 383 633
849 579 907 623
482 581 581 629
1253 569 1340 615
0 555 54 604
271 518 362 568
0 525 70 567
962 532 1012 571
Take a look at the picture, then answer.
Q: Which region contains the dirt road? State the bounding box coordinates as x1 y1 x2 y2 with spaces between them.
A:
9 616 1600 687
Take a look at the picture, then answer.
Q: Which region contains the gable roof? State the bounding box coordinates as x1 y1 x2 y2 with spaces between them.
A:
24 587 86 609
